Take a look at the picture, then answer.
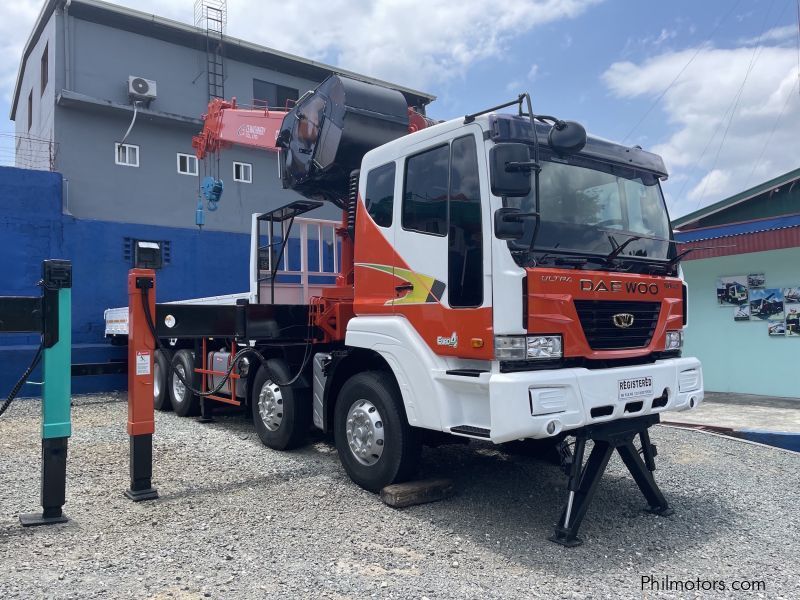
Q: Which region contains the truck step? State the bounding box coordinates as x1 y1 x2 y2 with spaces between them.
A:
450 425 491 439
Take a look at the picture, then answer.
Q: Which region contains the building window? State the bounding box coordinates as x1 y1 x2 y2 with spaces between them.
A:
233 161 252 183
365 162 396 228
27 90 33 131
253 79 299 109
115 143 139 167
402 144 449 236
177 153 198 176
40 43 48 95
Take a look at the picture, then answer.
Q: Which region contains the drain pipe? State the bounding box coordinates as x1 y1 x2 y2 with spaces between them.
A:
63 0 72 90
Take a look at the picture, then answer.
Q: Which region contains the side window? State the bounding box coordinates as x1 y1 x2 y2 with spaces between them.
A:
448 136 483 308
402 144 449 236
365 162 395 227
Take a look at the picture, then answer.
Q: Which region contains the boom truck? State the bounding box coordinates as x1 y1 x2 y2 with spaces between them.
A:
107 74 705 545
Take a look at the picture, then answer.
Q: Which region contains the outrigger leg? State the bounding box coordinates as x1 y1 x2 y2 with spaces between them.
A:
550 414 672 547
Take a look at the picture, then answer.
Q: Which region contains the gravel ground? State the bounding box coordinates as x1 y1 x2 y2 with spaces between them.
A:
0 394 798 599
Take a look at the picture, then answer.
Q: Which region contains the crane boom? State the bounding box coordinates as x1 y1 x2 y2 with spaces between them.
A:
192 97 288 159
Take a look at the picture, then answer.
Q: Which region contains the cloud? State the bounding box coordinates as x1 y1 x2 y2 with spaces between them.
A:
603 43 800 217
3 0 602 112
528 63 540 80
739 24 797 46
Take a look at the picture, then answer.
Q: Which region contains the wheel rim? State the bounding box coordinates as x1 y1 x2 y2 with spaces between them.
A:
172 363 186 403
153 361 161 399
345 399 385 466
257 379 284 432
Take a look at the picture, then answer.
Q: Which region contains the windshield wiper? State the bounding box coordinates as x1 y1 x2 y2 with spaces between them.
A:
604 234 643 263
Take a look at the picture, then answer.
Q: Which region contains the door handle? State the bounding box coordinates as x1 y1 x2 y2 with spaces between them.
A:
395 283 414 294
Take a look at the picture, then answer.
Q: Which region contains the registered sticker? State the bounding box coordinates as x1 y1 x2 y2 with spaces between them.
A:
136 351 151 376
618 376 653 401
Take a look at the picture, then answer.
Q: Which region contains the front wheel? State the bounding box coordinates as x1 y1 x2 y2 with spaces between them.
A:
334 371 420 493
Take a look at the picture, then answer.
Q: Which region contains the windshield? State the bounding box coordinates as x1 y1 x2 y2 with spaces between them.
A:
508 151 673 265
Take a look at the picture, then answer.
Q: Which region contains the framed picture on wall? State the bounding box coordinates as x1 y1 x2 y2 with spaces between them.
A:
750 288 784 321
785 304 800 337
768 322 786 336
716 276 749 306
733 305 751 321
747 273 766 288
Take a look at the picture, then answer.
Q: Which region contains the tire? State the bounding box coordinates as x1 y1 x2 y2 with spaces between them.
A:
169 349 199 417
251 359 311 450
153 349 172 411
334 371 420 493
501 435 565 464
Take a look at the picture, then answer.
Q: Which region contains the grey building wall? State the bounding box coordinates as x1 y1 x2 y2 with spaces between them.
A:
23 6 343 232
13 11 58 171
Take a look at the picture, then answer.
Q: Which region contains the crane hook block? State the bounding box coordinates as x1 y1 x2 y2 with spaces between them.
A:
201 176 224 205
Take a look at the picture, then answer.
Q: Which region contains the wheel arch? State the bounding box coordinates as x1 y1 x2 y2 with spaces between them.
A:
323 348 395 433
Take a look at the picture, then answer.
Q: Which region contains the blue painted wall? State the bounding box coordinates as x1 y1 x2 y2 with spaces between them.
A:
1 166 251 397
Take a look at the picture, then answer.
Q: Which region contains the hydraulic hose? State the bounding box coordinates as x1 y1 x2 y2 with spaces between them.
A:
139 286 312 395
0 343 44 418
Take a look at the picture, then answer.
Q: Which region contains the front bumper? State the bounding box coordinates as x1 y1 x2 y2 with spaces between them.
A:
486 357 703 443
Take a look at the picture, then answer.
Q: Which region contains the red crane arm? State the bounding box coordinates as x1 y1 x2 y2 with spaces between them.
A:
192 97 289 160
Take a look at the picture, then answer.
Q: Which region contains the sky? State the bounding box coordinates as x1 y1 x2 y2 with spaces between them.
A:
1 0 799 218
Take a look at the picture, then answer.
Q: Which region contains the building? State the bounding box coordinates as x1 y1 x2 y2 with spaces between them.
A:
1 0 433 395
674 167 800 399
10 0 434 232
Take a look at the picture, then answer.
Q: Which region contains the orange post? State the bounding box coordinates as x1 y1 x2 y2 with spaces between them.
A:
124 268 158 501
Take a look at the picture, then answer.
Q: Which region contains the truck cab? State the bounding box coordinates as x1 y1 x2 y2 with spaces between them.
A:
338 112 703 456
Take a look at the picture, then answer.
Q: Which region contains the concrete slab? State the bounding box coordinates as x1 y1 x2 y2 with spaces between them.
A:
664 392 800 433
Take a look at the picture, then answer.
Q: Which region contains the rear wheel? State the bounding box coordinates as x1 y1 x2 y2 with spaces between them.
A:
334 371 420 493
153 349 172 411
251 359 310 450
170 350 199 417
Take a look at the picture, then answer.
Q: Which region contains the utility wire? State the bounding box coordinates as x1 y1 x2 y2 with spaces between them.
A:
745 86 798 187
621 0 743 144
685 0 782 212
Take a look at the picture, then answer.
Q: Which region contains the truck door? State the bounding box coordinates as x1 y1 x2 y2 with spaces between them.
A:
391 131 493 360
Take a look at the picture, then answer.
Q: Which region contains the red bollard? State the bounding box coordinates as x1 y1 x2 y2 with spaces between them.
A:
124 268 158 501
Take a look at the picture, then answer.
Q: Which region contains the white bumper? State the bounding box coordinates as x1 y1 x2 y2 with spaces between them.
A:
484 357 703 443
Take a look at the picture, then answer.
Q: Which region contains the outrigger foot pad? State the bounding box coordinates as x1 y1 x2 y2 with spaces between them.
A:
550 414 670 547
644 505 674 517
124 487 159 502
549 531 584 547
19 510 69 527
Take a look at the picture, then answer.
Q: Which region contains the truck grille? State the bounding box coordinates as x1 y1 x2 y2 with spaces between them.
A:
574 300 661 350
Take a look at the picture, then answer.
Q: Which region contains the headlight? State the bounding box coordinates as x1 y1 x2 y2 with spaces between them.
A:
495 336 527 360
526 335 563 359
495 335 563 360
665 330 683 351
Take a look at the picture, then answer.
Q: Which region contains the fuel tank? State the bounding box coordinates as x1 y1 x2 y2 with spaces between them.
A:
277 74 411 201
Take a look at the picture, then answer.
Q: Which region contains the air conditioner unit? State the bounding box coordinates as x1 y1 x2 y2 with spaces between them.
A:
128 76 157 101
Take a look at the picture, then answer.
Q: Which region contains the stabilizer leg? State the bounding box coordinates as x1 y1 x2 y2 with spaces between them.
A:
550 415 672 547
550 437 614 547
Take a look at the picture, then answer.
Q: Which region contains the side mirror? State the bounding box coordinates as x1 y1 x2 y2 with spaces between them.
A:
494 207 537 240
490 143 532 198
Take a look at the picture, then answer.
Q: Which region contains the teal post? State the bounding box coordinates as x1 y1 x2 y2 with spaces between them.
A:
42 287 71 439
20 260 72 527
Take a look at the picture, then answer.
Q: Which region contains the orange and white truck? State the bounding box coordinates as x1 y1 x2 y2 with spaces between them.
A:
106 74 704 545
